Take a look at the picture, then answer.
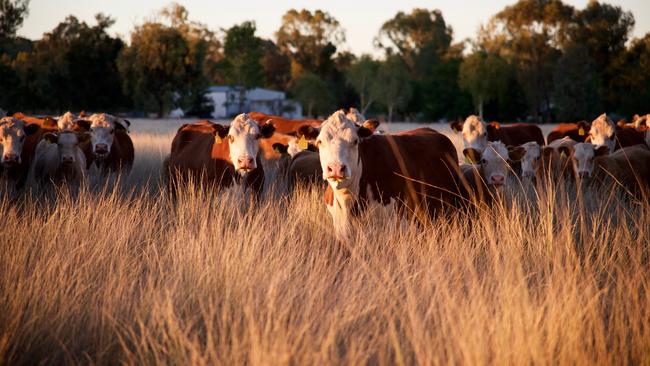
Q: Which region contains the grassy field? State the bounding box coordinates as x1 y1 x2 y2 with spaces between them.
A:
0 119 648 365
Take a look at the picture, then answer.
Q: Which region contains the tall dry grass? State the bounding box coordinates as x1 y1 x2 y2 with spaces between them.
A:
0 129 649 365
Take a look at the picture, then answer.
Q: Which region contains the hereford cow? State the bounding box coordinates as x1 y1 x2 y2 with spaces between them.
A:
300 110 459 239
31 131 88 190
546 121 591 143
588 113 647 152
248 111 321 135
166 114 276 197
84 113 134 175
462 141 525 187
560 143 650 195
450 115 545 162
0 117 40 196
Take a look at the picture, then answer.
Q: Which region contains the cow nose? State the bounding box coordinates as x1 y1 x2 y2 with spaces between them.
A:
490 174 505 185
237 156 254 170
3 153 19 163
326 163 347 179
62 155 74 164
95 143 108 153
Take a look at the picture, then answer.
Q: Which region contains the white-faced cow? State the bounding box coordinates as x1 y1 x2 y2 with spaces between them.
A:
300 110 459 239
84 113 134 175
0 117 40 196
166 114 276 197
31 131 89 189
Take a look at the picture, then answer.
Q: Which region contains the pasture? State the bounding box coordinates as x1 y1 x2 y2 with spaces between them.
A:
1 119 648 365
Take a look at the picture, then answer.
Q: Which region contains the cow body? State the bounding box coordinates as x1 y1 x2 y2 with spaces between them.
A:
313 111 458 239
454 116 545 157
248 112 321 135
0 117 41 196
547 122 590 143
32 131 87 189
166 115 275 197
83 114 134 176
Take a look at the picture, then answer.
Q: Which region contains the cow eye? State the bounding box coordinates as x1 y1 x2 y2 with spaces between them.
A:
352 138 359 145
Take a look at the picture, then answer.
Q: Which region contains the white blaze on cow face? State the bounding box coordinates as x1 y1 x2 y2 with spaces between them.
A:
0 117 34 166
589 114 616 153
519 141 541 178
87 113 124 158
461 115 488 151
316 111 362 190
53 132 84 165
227 114 265 175
57 111 77 131
479 141 510 187
569 143 603 179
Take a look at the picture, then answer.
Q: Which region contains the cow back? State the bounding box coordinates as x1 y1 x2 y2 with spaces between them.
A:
488 123 546 146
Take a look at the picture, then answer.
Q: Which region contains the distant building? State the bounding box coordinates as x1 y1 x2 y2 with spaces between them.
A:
206 86 303 119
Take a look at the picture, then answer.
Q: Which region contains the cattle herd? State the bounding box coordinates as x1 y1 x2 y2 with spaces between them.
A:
1 109 649 239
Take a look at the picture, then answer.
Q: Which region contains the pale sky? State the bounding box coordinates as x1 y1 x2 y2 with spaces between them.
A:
18 0 650 55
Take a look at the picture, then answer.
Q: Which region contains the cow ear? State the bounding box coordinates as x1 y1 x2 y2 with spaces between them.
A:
463 148 482 163
74 120 91 131
297 125 319 140
12 112 25 119
490 121 501 130
114 122 127 131
558 145 573 157
595 145 609 157
43 132 58 143
362 119 380 133
259 122 275 138
617 119 627 128
272 143 289 154
450 121 462 133
357 126 373 139
24 123 40 135
123 119 131 128
213 124 229 139
507 146 526 161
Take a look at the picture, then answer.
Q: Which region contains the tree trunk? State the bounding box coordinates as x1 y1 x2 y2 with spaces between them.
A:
478 96 484 119
388 105 394 122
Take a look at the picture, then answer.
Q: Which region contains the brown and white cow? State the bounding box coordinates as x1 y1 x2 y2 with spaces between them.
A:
84 113 134 175
31 131 89 189
0 117 41 196
588 113 647 153
166 114 276 197
248 111 321 135
451 115 545 162
462 141 525 187
301 110 459 239
560 142 650 195
546 121 591 143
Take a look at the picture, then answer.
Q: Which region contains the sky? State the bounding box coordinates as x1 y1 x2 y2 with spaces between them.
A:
18 0 650 56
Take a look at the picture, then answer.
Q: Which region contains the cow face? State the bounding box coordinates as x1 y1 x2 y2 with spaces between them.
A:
0 117 39 166
517 142 540 179
588 114 616 153
562 142 608 179
314 110 373 190
227 113 275 175
87 113 128 159
464 141 519 187
461 115 488 151
43 131 89 165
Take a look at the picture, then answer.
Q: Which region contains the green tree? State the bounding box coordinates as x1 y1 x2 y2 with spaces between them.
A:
459 51 510 118
346 55 379 114
372 56 412 122
609 33 650 117
0 0 29 41
375 8 452 79
553 45 601 121
260 39 291 90
291 72 333 117
485 0 574 121
276 9 345 79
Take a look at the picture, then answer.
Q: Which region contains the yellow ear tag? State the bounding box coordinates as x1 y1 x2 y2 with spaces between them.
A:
215 135 222 144
560 151 566 158
298 135 308 150
578 128 585 136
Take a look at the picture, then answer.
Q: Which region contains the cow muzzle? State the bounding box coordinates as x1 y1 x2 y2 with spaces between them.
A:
326 163 348 183
61 155 75 165
489 174 505 187
236 156 255 174
2 153 20 166
94 143 109 158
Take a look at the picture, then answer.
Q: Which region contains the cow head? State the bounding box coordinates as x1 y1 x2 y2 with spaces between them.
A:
561 142 609 179
461 115 489 151
0 117 39 166
517 141 541 179
305 110 373 190
87 113 129 159
43 131 90 165
463 141 521 187
588 114 616 153
226 113 275 175
57 111 77 130
345 107 366 124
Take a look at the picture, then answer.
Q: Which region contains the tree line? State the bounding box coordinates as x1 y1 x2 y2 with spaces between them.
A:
0 0 648 122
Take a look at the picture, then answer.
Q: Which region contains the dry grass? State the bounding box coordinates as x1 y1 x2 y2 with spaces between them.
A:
0 125 649 365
